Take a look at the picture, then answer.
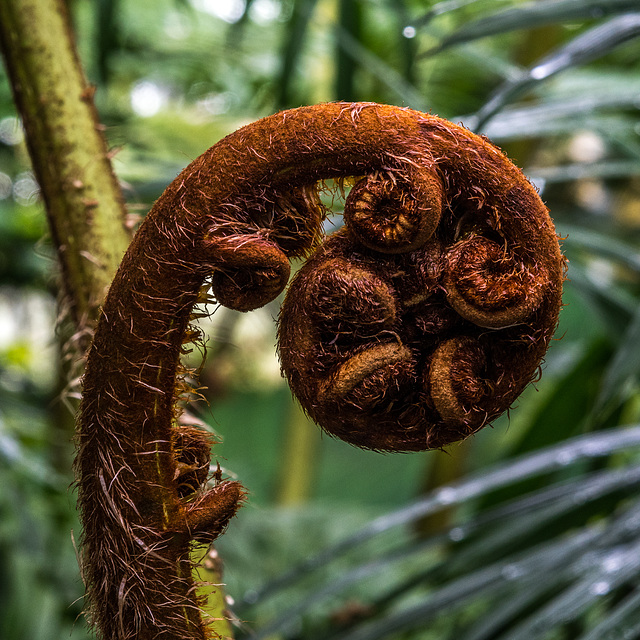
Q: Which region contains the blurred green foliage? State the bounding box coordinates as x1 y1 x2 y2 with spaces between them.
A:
1 0 640 638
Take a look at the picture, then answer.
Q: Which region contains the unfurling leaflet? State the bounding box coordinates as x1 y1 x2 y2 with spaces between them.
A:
76 102 564 639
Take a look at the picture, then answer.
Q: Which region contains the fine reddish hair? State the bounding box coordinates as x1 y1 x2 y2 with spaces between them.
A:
76 102 564 639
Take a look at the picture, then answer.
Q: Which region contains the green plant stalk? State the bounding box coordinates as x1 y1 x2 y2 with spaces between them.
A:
277 399 318 505
0 0 130 346
335 0 363 101
193 546 235 639
0 1 237 636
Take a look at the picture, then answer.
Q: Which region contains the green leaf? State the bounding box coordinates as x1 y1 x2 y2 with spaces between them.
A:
324 491 640 640
475 74 640 140
429 0 640 52
277 0 320 107
507 340 612 456
559 224 640 274
238 426 640 612
528 160 640 184
576 587 640 640
500 539 640 640
471 13 640 129
242 463 640 640
335 0 363 101
561 260 635 340
593 303 640 421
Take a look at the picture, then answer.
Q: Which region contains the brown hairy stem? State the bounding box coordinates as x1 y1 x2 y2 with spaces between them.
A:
77 102 564 638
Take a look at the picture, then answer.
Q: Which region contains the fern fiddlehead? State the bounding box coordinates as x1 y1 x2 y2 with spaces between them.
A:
77 102 564 639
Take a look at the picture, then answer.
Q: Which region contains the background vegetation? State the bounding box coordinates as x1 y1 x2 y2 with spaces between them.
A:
1 0 640 638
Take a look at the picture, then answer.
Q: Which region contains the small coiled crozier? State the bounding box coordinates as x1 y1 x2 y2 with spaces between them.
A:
77 102 563 640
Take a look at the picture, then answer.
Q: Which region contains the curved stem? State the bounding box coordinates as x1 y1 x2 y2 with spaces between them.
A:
77 102 564 639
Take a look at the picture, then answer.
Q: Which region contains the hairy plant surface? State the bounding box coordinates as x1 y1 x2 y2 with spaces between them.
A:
77 102 564 639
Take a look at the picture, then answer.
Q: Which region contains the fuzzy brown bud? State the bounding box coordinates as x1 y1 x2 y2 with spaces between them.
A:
76 102 564 640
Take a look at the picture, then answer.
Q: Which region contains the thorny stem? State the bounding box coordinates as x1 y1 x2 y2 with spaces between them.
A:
0 0 130 349
77 102 564 639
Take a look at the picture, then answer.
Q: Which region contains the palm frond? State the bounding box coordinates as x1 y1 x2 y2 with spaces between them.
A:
424 0 640 51
233 427 640 639
469 13 640 129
